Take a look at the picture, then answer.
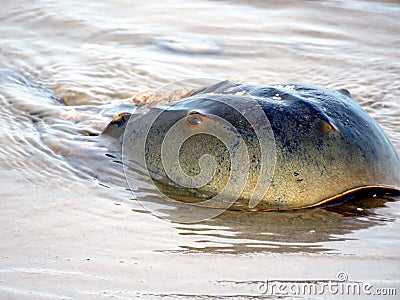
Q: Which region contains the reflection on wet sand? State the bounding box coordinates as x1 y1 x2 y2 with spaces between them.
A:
136 192 397 254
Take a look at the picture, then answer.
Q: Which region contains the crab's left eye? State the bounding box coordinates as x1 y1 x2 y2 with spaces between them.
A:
187 111 203 126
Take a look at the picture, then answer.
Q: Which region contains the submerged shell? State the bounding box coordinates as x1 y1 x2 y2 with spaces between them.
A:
114 81 400 210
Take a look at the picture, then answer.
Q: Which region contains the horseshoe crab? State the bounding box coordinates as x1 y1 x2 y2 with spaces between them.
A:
102 81 400 211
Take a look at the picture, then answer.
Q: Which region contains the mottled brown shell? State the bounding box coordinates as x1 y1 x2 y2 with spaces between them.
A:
118 81 400 210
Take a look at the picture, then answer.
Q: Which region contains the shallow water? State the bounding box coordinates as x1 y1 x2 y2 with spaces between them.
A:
1 0 400 298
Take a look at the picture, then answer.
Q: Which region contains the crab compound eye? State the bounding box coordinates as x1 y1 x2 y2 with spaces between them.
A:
186 111 203 126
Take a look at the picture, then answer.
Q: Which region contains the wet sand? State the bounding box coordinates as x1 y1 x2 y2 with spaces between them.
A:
1 175 399 298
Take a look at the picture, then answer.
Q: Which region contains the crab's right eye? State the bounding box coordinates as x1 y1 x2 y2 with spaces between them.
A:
187 111 203 126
